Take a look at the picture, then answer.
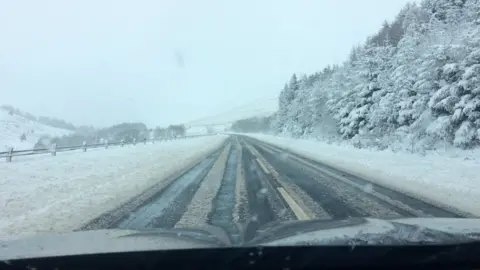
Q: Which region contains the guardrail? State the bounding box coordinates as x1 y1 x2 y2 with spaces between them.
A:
0 134 213 162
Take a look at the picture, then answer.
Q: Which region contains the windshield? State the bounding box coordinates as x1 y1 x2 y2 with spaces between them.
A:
1 0 480 255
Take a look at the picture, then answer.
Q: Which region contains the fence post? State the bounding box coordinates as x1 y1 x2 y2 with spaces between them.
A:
83 141 87 152
51 143 57 156
105 140 109 149
6 147 13 162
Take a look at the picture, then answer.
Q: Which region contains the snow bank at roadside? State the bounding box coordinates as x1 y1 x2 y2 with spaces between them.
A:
0 135 227 241
247 134 480 217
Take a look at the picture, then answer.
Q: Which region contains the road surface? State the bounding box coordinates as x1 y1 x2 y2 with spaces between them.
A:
82 135 468 245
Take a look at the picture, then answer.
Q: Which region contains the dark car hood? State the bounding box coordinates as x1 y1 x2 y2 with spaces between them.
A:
251 218 480 246
2 218 480 260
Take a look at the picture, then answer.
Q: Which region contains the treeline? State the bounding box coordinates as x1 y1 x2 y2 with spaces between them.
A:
35 122 187 149
231 116 274 133
272 0 480 151
35 122 151 148
153 125 186 139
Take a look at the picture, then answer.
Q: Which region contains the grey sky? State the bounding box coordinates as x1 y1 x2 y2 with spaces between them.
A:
1 0 414 127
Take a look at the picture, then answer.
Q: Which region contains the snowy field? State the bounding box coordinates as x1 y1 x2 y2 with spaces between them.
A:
247 134 480 217
0 108 71 151
0 135 227 241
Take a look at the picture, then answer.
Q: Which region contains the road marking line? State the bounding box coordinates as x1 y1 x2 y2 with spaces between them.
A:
256 158 270 175
289 155 433 217
246 142 312 220
245 143 271 175
277 187 309 220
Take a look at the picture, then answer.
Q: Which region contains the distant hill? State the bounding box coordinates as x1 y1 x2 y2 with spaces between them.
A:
1 105 77 131
0 107 72 150
185 95 278 128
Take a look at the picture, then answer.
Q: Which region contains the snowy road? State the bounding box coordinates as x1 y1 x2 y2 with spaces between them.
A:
82 135 468 245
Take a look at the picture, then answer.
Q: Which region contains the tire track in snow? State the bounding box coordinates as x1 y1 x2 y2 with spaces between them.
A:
175 143 231 228
233 138 248 229
207 142 240 244
114 151 220 229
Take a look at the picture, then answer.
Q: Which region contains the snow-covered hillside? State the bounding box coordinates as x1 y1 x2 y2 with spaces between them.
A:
0 108 72 151
186 95 277 127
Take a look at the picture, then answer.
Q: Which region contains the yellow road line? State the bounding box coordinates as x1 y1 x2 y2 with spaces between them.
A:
277 187 310 220
245 142 312 221
256 158 270 175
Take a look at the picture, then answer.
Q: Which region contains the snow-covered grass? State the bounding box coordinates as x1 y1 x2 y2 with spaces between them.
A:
247 134 480 217
0 135 227 241
0 108 71 151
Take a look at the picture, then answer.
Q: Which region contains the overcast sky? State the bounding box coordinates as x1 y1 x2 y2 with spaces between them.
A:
1 0 415 127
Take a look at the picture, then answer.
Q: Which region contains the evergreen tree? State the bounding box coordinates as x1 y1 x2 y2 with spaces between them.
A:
270 0 480 150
